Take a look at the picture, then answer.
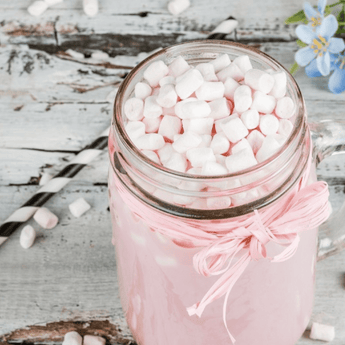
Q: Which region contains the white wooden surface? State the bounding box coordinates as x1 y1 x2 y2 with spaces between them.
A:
0 0 345 344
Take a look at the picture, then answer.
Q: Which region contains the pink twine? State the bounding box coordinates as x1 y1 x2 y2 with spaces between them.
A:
112 164 329 343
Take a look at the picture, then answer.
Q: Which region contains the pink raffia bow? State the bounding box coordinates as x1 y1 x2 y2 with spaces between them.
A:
186 181 330 343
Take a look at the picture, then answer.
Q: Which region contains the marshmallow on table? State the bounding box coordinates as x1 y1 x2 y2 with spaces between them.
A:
217 63 244 82
143 96 163 118
158 115 182 140
143 60 169 87
175 69 204 99
172 132 202 153
232 138 252 154
269 71 287 99
83 0 98 17
278 119 294 137
186 118 214 135
20 225 36 249
186 147 216 168
168 0 190 15
234 85 252 113
125 121 146 141
83 335 106 345
124 98 144 121
210 54 231 73
69 198 91 218
223 77 240 100
195 82 225 101
244 69 275 94
142 150 161 164
91 51 109 60
33 207 58 229
310 322 335 342
221 117 249 143
28 1 48 16
142 116 162 133
176 100 211 119
275 97 295 119
259 114 279 135
157 143 174 164
163 152 187 172
62 331 82 345
233 55 253 74
156 84 178 108
241 109 259 129
256 135 282 163
39 172 53 186
135 82 152 100
195 63 218 82
247 129 265 154
134 133 165 150
210 133 230 155
226 148 257 173
159 76 175 87
209 97 231 120
66 49 84 60
202 161 228 175
44 0 64 5
251 91 276 114
168 56 190 78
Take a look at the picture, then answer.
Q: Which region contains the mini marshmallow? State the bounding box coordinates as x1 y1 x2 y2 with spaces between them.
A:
163 152 187 172
209 97 231 120
247 130 265 154
217 63 244 82
210 133 230 154
275 97 295 119
223 77 240 100
83 0 98 16
198 134 212 148
175 69 204 99
259 114 279 135
210 54 231 73
176 100 211 119
233 55 253 74
232 138 252 155
221 117 249 143
135 82 152 100
186 147 216 167
20 225 36 249
162 106 176 115
142 116 162 133
234 85 252 113
241 109 259 129
215 114 239 133
244 69 275 94
187 118 214 135
168 56 190 78
66 49 84 60
174 97 197 118
33 207 58 229
173 134 182 141
159 76 175 87
44 0 64 5
152 87 160 96
143 60 169 87
173 194 196 205
143 96 163 118
273 133 287 146
278 119 294 137
134 133 165 150
125 121 146 141
83 335 106 345
158 143 174 164
62 331 82 345
207 196 231 209
28 1 48 16
256 135 282 163
91 51 109 60
142 150 161 164
195 63 218 82
202 161 228 175
226 148 257 173
39 172 53 186
156 84 178 108
269 71 287 99
172 132 202 153
158 115 182 140
168 0 190 15
69 198 91 218
310 322 335 342
215 154 226 165
195 82 225 101
251 91 276 114
124 98 144 121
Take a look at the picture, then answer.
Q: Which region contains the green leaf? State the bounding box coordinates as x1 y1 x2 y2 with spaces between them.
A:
336 6 345 34
290 62 300 75
296 39 308 47
285 10 307 24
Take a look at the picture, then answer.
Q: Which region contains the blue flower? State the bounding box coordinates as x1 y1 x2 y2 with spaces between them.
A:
328 55 345 94
295 15 345 76
304 0 327 30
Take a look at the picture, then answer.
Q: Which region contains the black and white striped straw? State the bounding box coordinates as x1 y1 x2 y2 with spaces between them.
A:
0 127 110 247
208 16 238 40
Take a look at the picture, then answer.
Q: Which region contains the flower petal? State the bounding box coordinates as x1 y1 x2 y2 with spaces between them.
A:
318 0 327 16
296 25 316 44
295 47 316 66
305 59 323 77
319 15 338 40
328 67 345 94
328 38 345 54
316 52 331 76
304 2 318 20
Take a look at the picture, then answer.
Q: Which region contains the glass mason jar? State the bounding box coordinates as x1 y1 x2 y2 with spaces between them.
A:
108 41 345 345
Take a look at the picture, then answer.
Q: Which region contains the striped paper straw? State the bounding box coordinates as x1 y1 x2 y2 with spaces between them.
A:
0 127 110 247
208 16 238 40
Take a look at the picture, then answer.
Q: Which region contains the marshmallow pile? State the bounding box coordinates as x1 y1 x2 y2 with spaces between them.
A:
124 54 294 179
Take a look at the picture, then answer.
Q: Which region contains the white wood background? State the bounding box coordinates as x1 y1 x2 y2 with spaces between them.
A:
0 0 345 344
